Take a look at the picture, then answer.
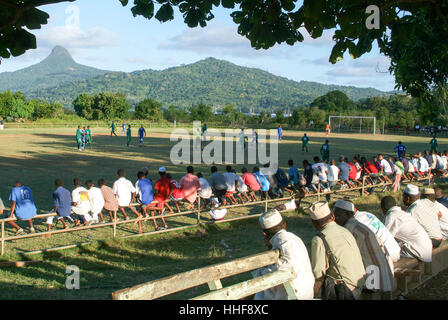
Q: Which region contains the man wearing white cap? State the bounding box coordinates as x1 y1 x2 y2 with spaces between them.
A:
403 184 443 248
332 200 395 294
335 200 401 263
309 201 365 299
380 196 432 262
252 209 314 300
421 188 448 240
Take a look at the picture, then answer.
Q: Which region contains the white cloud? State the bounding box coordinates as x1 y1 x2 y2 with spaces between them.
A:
158 22 295 59
39 25 119 49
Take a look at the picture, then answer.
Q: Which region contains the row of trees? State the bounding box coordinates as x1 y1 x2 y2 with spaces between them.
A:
0 89 423 130
0 91 62 120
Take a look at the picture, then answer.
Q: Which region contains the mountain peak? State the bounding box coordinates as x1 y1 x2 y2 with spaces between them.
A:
47 46 74 62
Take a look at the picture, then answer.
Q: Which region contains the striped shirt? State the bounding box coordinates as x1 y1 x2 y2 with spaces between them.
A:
344 218 395 292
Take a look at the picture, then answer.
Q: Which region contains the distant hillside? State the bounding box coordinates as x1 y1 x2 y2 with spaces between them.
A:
0 46 109 94
29 58 391 111
1 47 392 111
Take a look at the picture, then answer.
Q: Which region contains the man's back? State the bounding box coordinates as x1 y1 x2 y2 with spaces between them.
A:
408 199 442 240
311 221 365 290
344 218 394 292
113 177 135 206
53 186 72 217
385 206 433 262
209 172 227 191
10 186 37 220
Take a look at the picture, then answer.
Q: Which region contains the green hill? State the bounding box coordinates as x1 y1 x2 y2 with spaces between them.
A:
0 46 108 94
1 47 392 112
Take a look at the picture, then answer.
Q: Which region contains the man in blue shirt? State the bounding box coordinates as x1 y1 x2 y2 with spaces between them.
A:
47 179 74 236
393 141 406 159
253 167 270 200
278 125 283 141
288 159 299 187
138 125 146 146
7 181 37 235
135 171 156 230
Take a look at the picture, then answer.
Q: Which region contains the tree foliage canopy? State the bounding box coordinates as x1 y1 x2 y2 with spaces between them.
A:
73 92 130 120
134 98 164 121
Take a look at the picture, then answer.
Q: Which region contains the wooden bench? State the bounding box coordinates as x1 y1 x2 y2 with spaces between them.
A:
111 249 301 300
393 240 448 296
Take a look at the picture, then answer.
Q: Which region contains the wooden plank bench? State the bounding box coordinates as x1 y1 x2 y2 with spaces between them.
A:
393 240 448 296
111 249 300 300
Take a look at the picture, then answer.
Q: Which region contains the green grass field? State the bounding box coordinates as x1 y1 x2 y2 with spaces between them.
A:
0 126 446 299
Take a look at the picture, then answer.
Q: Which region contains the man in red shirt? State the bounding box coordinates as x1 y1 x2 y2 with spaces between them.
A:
347 158 362 186
166 173 185 213
241 167 261 201
148 167 172 230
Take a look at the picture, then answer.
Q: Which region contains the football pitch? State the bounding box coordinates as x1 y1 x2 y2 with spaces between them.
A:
0 126 446 299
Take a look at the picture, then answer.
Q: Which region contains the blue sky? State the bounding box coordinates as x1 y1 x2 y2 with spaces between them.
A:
1 0 396 91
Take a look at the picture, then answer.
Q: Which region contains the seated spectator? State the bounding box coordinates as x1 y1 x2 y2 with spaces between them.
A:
381 196 432 262
167 173 185 213
7 181 37 235
435 152 447 175
361 156 379 185
253 167 270 200
197 172 212 207
332 200 395 294
352 157 363 181
420 188 448 240
338 156 354 188
208 198 227 221
424 150 434 170
288 159 300 190
149 167 171 230
334 200 401 263
242 167 260 201
434 186 448 208
113 169 141 220
302 160 315 193
98 178 119 221
253 209 314 300
86 180 105 224
378 154 393 183
263 163 282 199
327 159 339 191
275 166 294 194
209 166 228 206
347 157 362 187
223 165 239 204
312 157 329 191
234 170 251 203
46 179 75 236
180 166 201 210
417 152 430 176
71 178 93 226
308 201 365 299
403 184 443 248
135 170 154 216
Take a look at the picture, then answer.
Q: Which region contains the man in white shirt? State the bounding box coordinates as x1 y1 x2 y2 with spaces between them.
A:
380 196 432 262
378 154 393 177
197 172 212 207
222 165 238 204
420 188 448 240
333 200 401 263
71 178 93 226
113 169 141 220
418 152 430 174
253 209 315 300
235 173 251 203
86 180 105 224
403 184 443 248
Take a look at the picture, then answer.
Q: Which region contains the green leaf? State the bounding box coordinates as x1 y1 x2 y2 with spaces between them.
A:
119 0 129 6
155 3 174 22
221 0 235 9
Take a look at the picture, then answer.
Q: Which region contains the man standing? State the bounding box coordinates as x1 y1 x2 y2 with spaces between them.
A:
277 125 283 141
430 135 438 153
126 124 132 147
201 123 207 142
110 121 117 136
76 125 83 151
309 201 365 299
7 181 37 235
394 141 406 159
403 184 443 248
122 121 126 135
325 123 330 136
81 126 87 151
138 125 146 146
381 196 432 262
320 139 330 162
301 133 309 152
85 125 92 149
253 209 315 300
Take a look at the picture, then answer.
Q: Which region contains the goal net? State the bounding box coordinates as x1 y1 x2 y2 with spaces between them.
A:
328 116 377 135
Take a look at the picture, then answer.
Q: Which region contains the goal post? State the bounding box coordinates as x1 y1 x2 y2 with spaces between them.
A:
328 115 376 135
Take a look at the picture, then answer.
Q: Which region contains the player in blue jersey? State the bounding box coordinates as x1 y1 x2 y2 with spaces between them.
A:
138 125 146 146
393 141 406 159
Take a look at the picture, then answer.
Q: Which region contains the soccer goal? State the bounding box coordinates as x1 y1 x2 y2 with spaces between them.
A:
328 116 377 135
